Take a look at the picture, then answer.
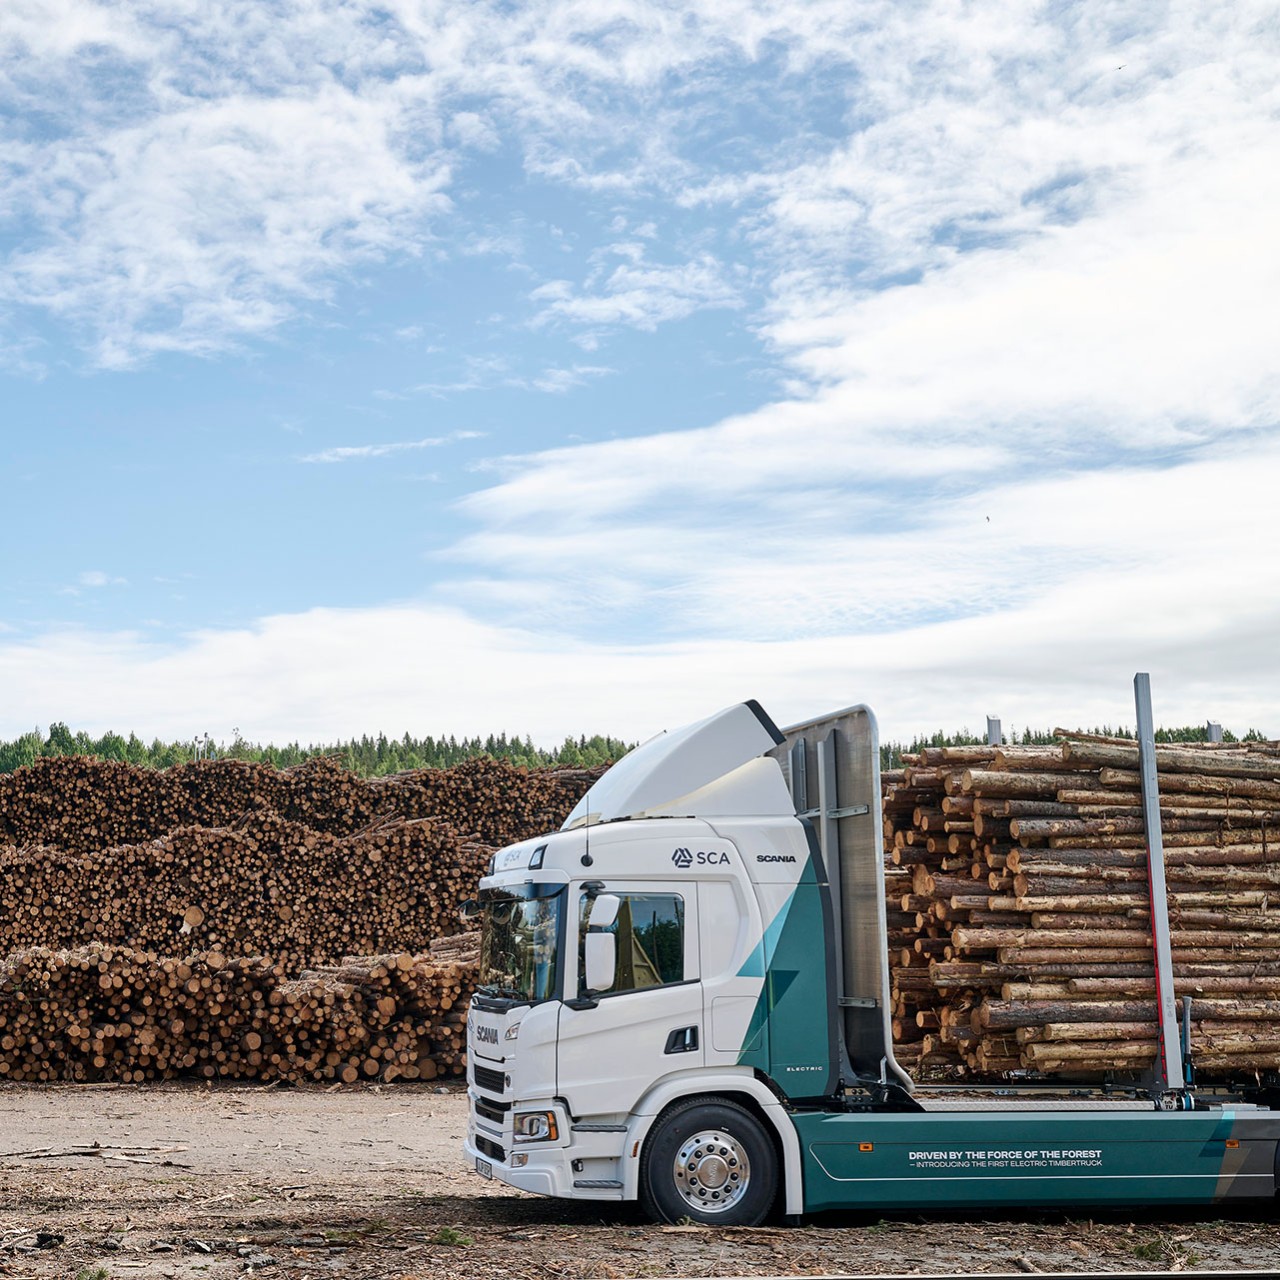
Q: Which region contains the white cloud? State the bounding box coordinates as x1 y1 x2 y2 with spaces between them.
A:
9 436 1264 745
3 0 1276 369
448 111 500 152
530 364 613 394
0 576 1275 747
5 86 452 367
444 430 1280 649
693 2 1277 285
0 0 152 62
381 357 613 399
531 252 740 332
763 147 1280 441
0 329 47 378
78 570 127 588
300 430 483 463
441 62 1280 637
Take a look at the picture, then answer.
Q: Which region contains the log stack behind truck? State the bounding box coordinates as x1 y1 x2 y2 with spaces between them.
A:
885 731 1280 1077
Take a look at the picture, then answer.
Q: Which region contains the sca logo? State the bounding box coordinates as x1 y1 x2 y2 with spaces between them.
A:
671 847 729 868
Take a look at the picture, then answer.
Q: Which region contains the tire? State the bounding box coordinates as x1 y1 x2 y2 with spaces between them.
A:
638 1096 778 1226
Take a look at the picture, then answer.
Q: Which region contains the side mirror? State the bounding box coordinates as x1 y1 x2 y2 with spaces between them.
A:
459 898 482 922
588 893 620 929
584 893 620 994
585 933 616 993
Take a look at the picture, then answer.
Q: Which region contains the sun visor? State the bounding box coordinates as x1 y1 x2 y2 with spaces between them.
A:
562 700 786 830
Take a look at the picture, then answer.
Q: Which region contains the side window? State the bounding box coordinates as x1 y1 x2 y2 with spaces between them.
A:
579 893 685 995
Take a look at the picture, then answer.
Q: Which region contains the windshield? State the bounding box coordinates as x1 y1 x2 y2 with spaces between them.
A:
477 884 563 1004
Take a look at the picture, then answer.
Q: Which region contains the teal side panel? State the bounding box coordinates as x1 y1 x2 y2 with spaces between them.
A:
736 852 839 1097
791 1110 1280 1213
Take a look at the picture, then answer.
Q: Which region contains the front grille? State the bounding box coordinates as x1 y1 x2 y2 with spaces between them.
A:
472 1063 506 1095
476 1135 506 1163
475 1097 509 1125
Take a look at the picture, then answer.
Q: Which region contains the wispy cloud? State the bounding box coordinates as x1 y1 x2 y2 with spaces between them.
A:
0 576 1277 747
300 431 483 464
531 364 613 394
388 357 613 399
445 90 1280 643
409 356 513 398
56 568 128 597
531 252 741 334
0 2 1154 364
79 570 126 588
5 0 1275 371
4 80 453 366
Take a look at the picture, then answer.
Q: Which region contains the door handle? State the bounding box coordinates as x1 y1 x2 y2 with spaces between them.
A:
664 1026 699 1054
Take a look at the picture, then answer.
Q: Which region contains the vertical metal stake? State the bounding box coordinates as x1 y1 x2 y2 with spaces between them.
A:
986 716 1002 747
788 738 808 812
1206 721 1223 744
815 732 846 1017
1134 672 1184 1097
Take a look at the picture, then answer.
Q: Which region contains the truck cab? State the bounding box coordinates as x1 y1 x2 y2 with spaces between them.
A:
463 699 1280 1224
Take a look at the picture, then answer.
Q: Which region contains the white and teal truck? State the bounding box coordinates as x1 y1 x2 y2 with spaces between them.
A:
462 696 1280 1224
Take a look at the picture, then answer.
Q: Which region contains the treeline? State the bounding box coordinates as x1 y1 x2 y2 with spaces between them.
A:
2 720 1270 780
0 723 633 777
880 723 1270 770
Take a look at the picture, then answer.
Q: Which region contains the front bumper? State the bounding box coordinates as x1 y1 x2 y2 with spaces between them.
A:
465 1093 627 1200
463 1134 575 1197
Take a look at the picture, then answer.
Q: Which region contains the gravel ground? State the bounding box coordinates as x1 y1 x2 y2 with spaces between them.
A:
1 1082 1277 1279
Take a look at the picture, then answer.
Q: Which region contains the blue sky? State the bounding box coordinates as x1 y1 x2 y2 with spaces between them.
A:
2 0 1278 745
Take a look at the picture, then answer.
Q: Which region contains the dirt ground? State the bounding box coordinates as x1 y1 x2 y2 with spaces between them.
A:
1 1083 1277 1279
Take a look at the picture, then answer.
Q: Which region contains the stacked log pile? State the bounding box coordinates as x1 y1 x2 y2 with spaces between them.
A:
0 756 600 1083
885 736 1280 1080
0 945 474 1084
0 812 493 969
368 760 601 847
0 754 601 853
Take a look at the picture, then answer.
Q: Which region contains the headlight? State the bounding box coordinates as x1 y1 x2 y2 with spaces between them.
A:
505 1022 520 1041
512 1110 559 1143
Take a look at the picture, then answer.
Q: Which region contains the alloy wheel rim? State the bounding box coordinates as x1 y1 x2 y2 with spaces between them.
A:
672 1128 750 1213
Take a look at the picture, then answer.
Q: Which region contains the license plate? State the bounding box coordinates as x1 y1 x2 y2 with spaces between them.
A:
475 1157 493 1180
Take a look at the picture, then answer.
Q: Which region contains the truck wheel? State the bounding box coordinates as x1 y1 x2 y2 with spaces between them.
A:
639 1096 778 1226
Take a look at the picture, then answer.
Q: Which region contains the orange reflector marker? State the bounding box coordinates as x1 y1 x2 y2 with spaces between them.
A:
1226 1139 1240 1149
858 1142 874 1152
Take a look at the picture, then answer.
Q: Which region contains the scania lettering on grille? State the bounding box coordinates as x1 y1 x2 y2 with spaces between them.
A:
671 847 729 867
476 1025 499 1045
756 854 797 863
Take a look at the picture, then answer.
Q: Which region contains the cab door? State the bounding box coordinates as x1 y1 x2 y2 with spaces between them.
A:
557 882 702 1118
